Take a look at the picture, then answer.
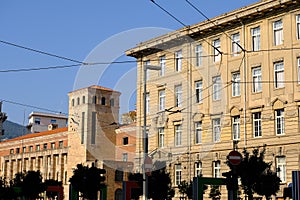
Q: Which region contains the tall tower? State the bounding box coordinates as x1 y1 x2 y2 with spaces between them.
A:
67 85 120 169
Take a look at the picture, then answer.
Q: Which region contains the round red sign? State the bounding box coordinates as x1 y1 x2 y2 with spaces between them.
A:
227 151 242 165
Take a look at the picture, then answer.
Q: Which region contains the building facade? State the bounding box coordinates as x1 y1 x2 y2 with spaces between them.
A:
0 85 122 199
27 112 67 133
126 0 300 198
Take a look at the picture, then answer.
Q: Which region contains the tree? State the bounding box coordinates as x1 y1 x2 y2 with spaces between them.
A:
10 171 45 200
226 145 280 200
178 180 193 199
69 164 106 200
128 161 175 200
209 185 221 200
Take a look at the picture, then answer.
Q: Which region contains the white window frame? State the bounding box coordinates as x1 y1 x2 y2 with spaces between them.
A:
122 153 128 162
195 80 203 103
213 39 221 62
213 76 221 101
159 90 165 111
175 50 182 72
175 85 182 107
158 127 164 148
160 56 166 76
297 15 300 40
231 33 241 55
273 20 283 46
195 162 202 177
276 156 286 183
195 121 202 144
274 62 284 88
252 67 262 93
195 44 202 66
232 72 241 97
298 58 300 84
253 112 262 138
232 116 240 140
175 164 182 186
213 161 221 178
213 118 221 142
251 26 261 51
175 124 182 146
275 109 284 135
146 93 150 114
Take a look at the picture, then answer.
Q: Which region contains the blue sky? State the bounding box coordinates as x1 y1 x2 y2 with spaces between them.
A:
0 0 258 124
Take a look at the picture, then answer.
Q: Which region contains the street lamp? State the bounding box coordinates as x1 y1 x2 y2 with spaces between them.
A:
143 64 161 200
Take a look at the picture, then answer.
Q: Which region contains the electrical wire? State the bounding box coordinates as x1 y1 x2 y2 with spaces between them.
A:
0 64 81 73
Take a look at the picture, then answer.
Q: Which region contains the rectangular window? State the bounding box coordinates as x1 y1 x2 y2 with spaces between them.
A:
81 112 85 144
195 81 203 103
253 112 262 137
252 67 262 93
213 161 221 178
275 109 284 135
16 148 20 154
274 62 284 88
50 119 57 124
273 20 283 46
213 76 221 101
195 121 202 144
231 33 241 55
158 128 164 148
276 156 286 183
251 27 261 51
298 58 300 84
232 116 240 140
213 39 221 62
35 118 41 125
43 143 47 150
213 118 221 142
146 93 150 114
29 146 33 152
22 147 26 153
51 142 55 149
175 50 182 72
195 44 202 66
160 56 166 76
159 90 165 111
175 124 182 146
123 137 129 145
175 85 182 107
91 112 96 144
297 15 300 40
36 145 40 151
144 60 150 80
59 141 63 148
232 72 241 97
10 149 14 154
195 162 202 177
175 164 182 186
122 153 128 162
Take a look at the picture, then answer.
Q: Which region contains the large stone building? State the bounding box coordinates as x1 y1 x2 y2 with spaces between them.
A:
0 85 123 199
126 0 300 198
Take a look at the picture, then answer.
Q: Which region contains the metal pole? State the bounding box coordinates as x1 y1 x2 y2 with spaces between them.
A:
143 66 148 200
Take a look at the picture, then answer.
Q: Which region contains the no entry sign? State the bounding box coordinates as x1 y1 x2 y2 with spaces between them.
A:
227 151 242 166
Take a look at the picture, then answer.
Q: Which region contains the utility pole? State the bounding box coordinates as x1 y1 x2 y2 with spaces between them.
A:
0 102 7 137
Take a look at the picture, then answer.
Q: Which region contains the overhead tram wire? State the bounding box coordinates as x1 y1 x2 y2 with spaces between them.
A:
184 0 246 53
0 64 82 73
0 40 85 65
149 0 223 57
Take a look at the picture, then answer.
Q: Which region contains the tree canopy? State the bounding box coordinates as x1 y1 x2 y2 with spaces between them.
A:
69 164 106 200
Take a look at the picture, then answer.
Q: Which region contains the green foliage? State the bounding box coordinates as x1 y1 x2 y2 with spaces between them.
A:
128 161 175 200
178 180 193 199
209 185 221 200
69 164 106 200
226 145 281 200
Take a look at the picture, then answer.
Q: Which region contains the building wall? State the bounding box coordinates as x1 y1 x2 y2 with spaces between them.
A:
127 0 300 199
28 112 67 133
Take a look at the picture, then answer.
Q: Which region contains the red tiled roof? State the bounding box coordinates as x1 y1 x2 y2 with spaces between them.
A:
0 127 68 143
69 85 120 94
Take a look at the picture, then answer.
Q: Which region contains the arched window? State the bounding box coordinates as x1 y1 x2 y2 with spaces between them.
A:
101 97 106 105
115 189 122 200
72 99 75 106
82 96 85 104
93 96 97 104
77 97 80 105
